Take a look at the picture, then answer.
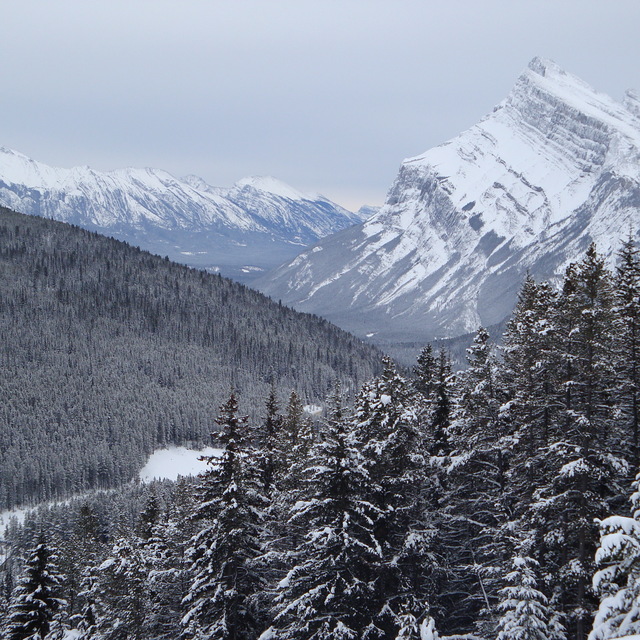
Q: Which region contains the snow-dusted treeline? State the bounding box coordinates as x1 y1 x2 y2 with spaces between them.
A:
2 240 640 640
0 205 381 512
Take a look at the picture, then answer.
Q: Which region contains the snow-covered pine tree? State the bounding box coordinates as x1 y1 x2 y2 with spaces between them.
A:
254 383 284 498
414 344 437 399
430 349 454 457
614 235 640 467
442 327 510 636
182 392 267 640
412 345 452 456
495 554 566 640
4 538 67 640
84 536 150 640
589 469 640 640
354 358 438 637
529 245 627 640
270 408 382 640
141 519 187 640
501 276 558 506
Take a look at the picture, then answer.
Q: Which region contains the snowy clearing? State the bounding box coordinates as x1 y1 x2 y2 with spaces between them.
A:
138 446 223 482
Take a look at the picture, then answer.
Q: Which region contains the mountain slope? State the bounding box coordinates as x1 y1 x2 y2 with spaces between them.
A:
0 148 364 281
0 206 381 510
256 58 640 344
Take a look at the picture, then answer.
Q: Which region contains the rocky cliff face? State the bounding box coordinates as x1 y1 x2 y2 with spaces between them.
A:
256 58 640 344
0 149 364 281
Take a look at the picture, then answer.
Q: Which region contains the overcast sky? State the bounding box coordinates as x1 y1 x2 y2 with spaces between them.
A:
2 1 639 210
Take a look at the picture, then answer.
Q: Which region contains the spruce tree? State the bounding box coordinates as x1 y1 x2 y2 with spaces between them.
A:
4 539 66 640
590 470 640 640
495 555 566 640
270 410 382 640
430 349 453 457
182 392 266 640
501 276 558 504
85 536 150 640
354 358 438 637
614 235 640 467
442 327 510 635
529 246 626 640
254 383 283 498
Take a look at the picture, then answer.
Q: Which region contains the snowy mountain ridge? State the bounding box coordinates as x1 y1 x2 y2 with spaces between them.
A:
0 147 365 280
256 57 640 344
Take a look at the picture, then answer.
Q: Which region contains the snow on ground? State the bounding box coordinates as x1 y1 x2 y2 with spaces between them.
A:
303 404 323 416
0 505 30 529
138 446 223 482
0 446 223 538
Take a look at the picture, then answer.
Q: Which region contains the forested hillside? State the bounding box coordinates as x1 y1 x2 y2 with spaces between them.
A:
0 206 381 510
3 239 640 640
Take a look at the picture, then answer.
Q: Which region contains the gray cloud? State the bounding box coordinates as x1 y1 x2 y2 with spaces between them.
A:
1 0 639 209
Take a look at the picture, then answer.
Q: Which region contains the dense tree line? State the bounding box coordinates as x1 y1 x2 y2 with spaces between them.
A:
3 239 640 640
0 206 381 510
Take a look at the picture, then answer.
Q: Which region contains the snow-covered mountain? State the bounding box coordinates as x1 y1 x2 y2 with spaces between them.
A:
256 58 640 344
0 148 364 281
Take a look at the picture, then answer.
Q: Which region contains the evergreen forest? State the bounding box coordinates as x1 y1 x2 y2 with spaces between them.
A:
0 206 381 511
3 238 640 640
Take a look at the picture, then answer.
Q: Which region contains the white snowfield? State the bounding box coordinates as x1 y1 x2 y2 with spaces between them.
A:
138 446 223 482
0 447 222 536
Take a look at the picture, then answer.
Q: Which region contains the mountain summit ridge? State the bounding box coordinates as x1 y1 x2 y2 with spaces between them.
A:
0 147 364 280
256 58 640 344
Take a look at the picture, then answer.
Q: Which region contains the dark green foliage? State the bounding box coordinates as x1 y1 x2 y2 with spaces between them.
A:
3 239 640 640
271 410 383 640
182 393 267 640
4 539 66 640
0 206 381 510
615 236 640 466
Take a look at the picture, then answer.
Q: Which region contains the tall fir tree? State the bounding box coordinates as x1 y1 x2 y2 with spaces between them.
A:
354 358 438 637
495 554 566 640
529 245 626 640
4 539 66 640
501 276 559 505
442 327 510 636
82 536 150 640
182 392 267 640
590 469 640 640
270 409 383 640
614 235 640 467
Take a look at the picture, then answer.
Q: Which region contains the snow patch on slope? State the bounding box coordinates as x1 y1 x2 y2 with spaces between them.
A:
236 176 319 201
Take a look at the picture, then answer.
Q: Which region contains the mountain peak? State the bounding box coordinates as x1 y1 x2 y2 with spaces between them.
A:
257 59 640 346
527 56 565 78
234 176 318 202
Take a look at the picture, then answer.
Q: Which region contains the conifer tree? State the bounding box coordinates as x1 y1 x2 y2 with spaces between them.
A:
270 409 382 640
614 235 640 466
442 327 510 634
354 358 437 637
182 392 266 640
4 539 67 640
142 520 186 640
501 275 558 502
495 555 566 640
85 536 150 640
589 470 640 640
529 246 626 640
414 344 437 398
254 383 283 498
430 349 453 457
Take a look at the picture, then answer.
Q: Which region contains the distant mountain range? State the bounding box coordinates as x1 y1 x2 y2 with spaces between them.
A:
256 57 640 346
0 148 366 281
